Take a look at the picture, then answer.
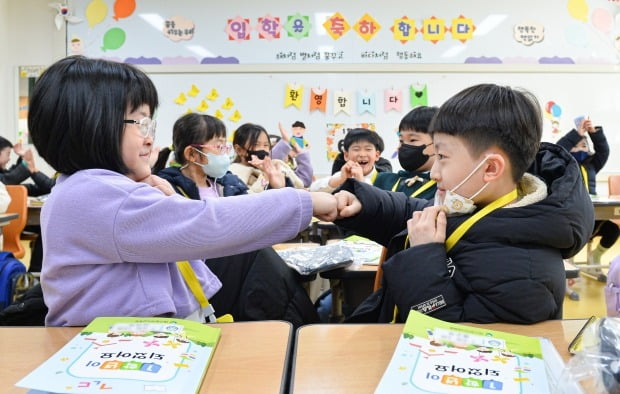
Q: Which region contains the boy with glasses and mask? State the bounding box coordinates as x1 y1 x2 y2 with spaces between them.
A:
374 106 438 198
331 84 594 324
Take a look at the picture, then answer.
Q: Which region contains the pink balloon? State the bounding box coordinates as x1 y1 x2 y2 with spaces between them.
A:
592 8 613 34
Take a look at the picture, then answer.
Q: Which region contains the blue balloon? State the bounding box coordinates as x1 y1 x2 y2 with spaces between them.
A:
551 104 562 117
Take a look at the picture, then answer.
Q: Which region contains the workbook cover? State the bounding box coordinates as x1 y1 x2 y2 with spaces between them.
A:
375 311 552 393
16 316 221 393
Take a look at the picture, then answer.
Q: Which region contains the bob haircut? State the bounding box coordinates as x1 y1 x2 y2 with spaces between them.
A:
399 106 438 133
152 113 226 172
232 123 271 163
28 55 159 175
429 83 542 182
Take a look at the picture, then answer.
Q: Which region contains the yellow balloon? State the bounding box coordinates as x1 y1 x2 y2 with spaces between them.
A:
86 0 108 28
567 0 588 22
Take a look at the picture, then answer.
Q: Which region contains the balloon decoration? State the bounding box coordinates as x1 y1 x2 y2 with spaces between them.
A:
86 0 108 28
545 101 562 118
113 0 136 21
591 8 613 34
101 27 126 51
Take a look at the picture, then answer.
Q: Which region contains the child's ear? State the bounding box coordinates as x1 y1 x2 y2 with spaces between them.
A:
482 153 506 182
183 145 195 162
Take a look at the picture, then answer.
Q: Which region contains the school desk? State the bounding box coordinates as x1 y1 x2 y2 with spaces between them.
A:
592 196 620 221
290 319 587 394
26 197 41 227
0 212 19 226
2 320 292 394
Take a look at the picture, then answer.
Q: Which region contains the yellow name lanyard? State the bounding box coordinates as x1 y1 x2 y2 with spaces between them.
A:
444 188 518 252
369 168 378 183
390 179 437 198
395 188 518 323
580 165 589 193
177 261 234 323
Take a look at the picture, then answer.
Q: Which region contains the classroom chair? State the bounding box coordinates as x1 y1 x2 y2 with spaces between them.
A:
2 185 28 259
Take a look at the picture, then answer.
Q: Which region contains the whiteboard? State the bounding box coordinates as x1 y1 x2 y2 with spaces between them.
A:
147 68 620 177
67 0 620 65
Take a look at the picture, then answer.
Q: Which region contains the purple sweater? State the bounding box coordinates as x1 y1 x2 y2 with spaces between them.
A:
41 169 312 326
271 140 314 187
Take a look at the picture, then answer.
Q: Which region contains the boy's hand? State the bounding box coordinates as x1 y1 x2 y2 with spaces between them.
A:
334 190 362 218
310 192 338 221
407 206 447 247
341 161 364 182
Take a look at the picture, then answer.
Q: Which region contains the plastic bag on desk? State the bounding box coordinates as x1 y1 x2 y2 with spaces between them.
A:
276 244 354 276
561 317 620 393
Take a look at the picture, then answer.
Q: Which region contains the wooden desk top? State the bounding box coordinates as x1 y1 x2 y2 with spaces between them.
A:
2 321 292 394
291 320 586 394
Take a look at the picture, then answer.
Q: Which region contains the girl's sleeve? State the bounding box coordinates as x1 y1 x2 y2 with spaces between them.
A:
114 186 313 263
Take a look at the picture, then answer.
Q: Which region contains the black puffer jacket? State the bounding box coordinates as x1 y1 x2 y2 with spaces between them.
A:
336 142 594 324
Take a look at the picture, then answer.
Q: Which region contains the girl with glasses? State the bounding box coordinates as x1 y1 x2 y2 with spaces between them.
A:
28 56 336 326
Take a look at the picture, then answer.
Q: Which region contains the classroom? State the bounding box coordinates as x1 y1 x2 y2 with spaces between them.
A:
1 0 620 392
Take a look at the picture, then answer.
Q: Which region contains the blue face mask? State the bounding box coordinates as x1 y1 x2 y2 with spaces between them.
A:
193 149 230 179
571 151 589 163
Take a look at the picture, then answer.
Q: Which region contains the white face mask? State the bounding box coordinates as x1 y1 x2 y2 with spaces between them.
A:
434 157 490 216
192 148 230 179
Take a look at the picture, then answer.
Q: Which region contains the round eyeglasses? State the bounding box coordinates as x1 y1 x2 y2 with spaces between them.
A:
123 117 157 139
191 143 233 155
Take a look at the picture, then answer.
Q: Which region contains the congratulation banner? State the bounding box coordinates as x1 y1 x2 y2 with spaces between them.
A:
284 83 304 109
310 87 327 112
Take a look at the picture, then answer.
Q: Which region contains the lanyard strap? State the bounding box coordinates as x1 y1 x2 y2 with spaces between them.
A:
177 260 217 323
394 188 517 323
369 168 378 183
391 178 437 198
580 165 589 193
411 180 436 197
445 189 518 252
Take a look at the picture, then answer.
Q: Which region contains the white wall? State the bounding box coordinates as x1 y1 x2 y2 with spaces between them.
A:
1 0 64 175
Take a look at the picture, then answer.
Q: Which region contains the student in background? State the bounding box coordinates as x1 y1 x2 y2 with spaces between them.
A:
271 121 314 188
28 56 336 326
331 136 393 175
374 106 438 198
311 128 387 193
333 84 594 324
556 117 618 274
0 137 54 196
230 123 304 193
153 113 319 327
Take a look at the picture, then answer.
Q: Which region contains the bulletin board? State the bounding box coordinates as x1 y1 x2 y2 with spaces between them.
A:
65 0 620 65
146 68 620 176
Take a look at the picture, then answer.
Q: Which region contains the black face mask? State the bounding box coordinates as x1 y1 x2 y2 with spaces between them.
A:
245 149 269 161
398 143 432 172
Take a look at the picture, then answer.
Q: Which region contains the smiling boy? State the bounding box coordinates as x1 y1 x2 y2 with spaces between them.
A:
310 128 384 193
333 84 594 324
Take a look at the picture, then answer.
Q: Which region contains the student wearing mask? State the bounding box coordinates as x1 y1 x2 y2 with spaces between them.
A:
374 106 438 198
230 123 304 193
331 84 593 324
556 117 618 277
152 113 319 327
